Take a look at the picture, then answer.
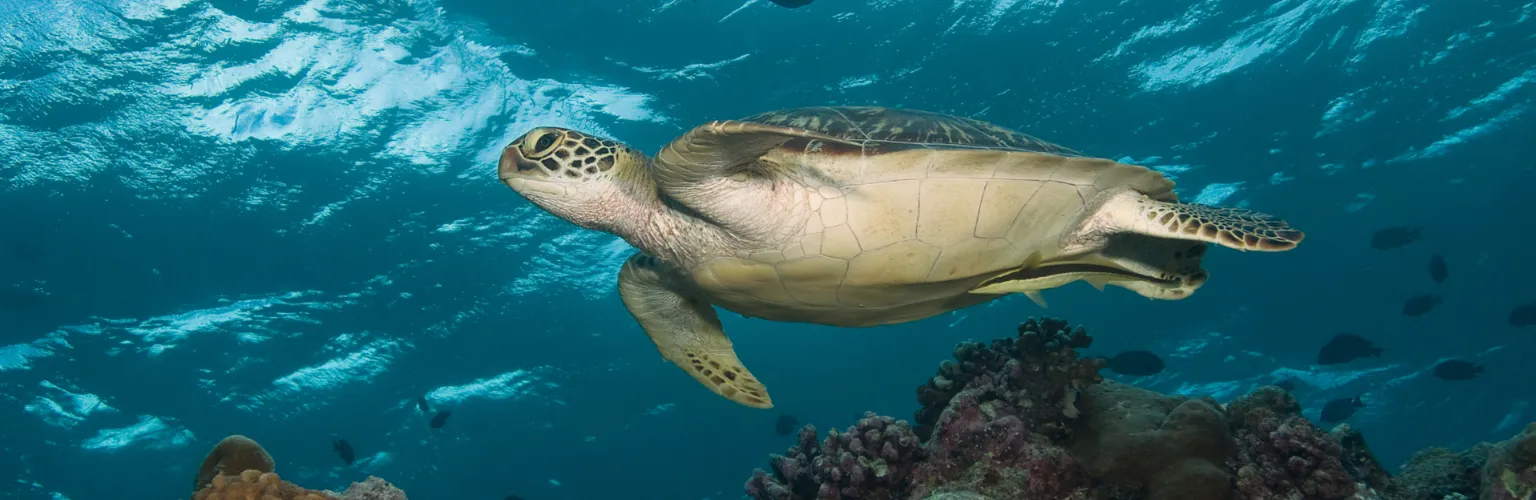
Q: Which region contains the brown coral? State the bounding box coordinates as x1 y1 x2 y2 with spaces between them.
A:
190 435 407 500
193 469 335 500
195 435 277 492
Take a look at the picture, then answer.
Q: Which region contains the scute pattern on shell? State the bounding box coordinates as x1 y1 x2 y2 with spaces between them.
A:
739 106 1078 155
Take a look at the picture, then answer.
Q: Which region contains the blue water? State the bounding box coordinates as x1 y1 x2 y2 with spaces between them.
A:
2 0 1533 498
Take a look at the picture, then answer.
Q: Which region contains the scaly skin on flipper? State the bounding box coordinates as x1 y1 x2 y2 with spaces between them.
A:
617 253 773 408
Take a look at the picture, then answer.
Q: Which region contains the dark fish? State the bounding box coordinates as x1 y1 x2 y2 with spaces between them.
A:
1317 334 1383 365
1107 350 1165 376
332 438 355 465
774 414 799 436
1510 302 1536 327
1274 378 1298 392
1432 360 1483 381
768 0 814 7
416 395 431 413
1370 226 1421 250
1402 294 1442 316
506 496 526 500
1320 396 1364 423
429 410 451 429
1428 255 1449 283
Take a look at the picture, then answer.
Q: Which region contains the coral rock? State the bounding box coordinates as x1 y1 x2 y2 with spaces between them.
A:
1389 444 1490 499
1071 380 1235 500
1482 423 1536 500
190 435 407 500
330 477 409 500
195 435 277 493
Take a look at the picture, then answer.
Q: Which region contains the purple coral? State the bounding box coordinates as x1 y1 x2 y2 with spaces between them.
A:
745 413 925 500
1227 387 1357 499
746 318 1102 500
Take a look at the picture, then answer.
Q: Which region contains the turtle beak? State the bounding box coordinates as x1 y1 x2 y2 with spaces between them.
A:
498 141 545 182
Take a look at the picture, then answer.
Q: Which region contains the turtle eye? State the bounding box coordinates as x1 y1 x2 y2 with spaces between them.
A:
527 132 559 158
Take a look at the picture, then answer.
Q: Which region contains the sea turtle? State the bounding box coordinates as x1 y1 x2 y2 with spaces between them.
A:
496 106 1303 409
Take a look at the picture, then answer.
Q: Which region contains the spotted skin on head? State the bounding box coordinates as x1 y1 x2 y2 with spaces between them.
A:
513 128 627 180
1134 197 1304 251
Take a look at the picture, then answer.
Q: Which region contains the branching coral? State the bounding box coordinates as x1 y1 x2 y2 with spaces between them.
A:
745 413 926 499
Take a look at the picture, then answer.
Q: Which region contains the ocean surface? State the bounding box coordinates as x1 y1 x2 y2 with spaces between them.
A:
2 0 1534 498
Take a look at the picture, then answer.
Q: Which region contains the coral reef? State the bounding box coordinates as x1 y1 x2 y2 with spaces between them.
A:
191 434 407 500
746 318 1106 499
742 316 1536 500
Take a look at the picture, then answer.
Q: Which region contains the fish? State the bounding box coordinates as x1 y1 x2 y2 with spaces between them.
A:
1402 294 1442 316
416 395 431 413
1370 226 1421 250
1317 334 1384 365
1428 255 1448 283
774 414 800 436
1510 302 1536 327
505 496 526 500
1432 360 1483 381
429 410 451 429
1274 378 1298 392
1106 350 1165 376
1320 396 1364 423
768 0 814 8
332 438 355 466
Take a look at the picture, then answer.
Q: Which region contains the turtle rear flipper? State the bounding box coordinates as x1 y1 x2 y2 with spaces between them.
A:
617 254 774 409
1065 187 1304 253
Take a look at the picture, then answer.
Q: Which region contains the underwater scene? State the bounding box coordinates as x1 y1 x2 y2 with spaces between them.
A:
2 0 1535 498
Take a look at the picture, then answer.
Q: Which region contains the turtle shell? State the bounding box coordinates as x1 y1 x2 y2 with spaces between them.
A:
738 106 1078 155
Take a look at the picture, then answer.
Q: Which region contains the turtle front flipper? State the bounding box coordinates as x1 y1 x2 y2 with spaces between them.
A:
617 253 773 409
653 120 830 189
1064 187 1304 253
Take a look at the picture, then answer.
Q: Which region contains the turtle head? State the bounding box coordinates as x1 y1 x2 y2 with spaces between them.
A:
499 127 652 230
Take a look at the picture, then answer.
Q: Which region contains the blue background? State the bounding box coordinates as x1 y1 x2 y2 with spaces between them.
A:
1 0 1533 498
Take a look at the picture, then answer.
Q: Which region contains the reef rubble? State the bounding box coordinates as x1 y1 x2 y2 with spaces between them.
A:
191 434 407 500
743 317 1536 500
